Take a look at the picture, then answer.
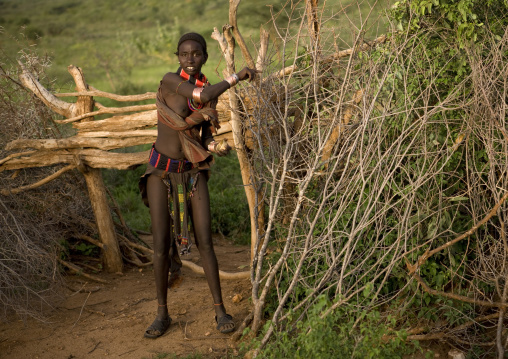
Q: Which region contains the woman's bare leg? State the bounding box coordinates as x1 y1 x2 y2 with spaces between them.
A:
190 174 234 332
145 174 172 336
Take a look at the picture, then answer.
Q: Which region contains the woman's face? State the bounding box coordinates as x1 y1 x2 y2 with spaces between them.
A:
178 40 206 76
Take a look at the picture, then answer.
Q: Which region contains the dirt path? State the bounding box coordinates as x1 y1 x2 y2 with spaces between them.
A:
0 236 252 359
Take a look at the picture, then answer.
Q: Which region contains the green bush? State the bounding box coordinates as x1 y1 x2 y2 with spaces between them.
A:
103 163 151 232
208 152 250 244
258 297 421 359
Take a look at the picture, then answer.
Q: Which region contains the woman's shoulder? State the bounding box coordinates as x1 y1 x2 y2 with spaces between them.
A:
161 72 181 85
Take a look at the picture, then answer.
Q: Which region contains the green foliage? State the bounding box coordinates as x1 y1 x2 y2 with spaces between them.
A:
74 242 98 257
259 297 420 359
246 1 508 355
102 161 151 232
208 153 250 244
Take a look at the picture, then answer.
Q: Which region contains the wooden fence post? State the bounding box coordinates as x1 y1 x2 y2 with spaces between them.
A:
69 65 123 273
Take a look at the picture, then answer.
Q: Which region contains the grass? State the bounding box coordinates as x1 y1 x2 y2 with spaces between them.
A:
1 0 389 241
1 0 389 89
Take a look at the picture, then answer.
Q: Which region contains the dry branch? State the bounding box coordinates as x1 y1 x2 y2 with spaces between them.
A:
408 190 508 274
0 150 37 166
0 149 149 171
55 89 156 102
6 136 155 152
18 62 75 118
322 34 388 63
229 0 256 69
256 27 270 72
58 258 109 283
55 104 156 124
74 234 104 249
411 272 508 309
77 130 157 138
0 164 76 195
72 110 157 132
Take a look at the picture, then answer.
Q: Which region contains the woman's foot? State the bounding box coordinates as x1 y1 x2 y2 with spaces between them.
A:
215 314 235 334
144 316 172 338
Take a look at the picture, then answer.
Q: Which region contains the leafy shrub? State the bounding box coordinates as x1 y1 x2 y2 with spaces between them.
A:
208 153 250 244
258 298 420 359
102 162 151 233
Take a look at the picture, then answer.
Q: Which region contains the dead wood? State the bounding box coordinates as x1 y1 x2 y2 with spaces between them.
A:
58 258 109 284
306 0 320 47
321 89 363 164
78 262 103 273
256 28 270 72
0 149 149 171
77 130 157 139
321 34 388 63
74 234 105 249
411 272 508 309
408 190 508 274
80 166 123 273
231 311 254 342
18 61 75 118
116 234 250 278
72 110 157 132
0 150 37 166
229 0 256 69
55 104 156 124
0 164 76 195
182 259 250 280
212 25 264 261
55 88 156 102
69 65 95 122
6 136 155 152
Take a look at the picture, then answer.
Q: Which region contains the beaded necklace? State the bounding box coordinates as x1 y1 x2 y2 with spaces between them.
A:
177 67 209 111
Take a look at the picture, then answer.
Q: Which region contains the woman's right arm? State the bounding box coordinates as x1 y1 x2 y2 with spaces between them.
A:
163 67 260 104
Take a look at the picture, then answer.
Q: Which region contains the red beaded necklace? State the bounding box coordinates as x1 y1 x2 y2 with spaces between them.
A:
177 67 209 111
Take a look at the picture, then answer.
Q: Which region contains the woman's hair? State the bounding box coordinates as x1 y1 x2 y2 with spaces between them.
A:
175 32 208 62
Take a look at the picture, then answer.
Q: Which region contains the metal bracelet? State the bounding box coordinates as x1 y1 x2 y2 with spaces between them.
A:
192 87 204 103
225 73 239 87
207 141 217 152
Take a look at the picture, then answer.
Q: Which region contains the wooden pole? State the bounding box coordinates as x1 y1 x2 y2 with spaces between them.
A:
69 65 123 273
80 165 123 273
212 24 262 263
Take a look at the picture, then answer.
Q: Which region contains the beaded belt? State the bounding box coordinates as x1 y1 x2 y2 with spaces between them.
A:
149 144 194 173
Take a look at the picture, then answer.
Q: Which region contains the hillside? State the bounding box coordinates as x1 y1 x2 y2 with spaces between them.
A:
1 0 289 90
0 0 388 91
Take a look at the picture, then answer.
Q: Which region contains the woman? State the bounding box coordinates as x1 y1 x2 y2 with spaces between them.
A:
139 32 258 338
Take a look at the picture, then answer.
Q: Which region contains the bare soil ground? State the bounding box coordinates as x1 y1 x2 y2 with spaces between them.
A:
0 235 252 359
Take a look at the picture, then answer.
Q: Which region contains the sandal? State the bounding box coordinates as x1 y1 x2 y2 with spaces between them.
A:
144 316 172 339
215 314 235 334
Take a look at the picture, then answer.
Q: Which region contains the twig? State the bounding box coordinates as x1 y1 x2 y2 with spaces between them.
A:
88 341 101 354
0 164 76 195
71 291 91 331
231 311 253 342
0 150 36 166
58 258 108 284
119 348 137 356
74 234 104 249
411 272 508 309
408 190 508 274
